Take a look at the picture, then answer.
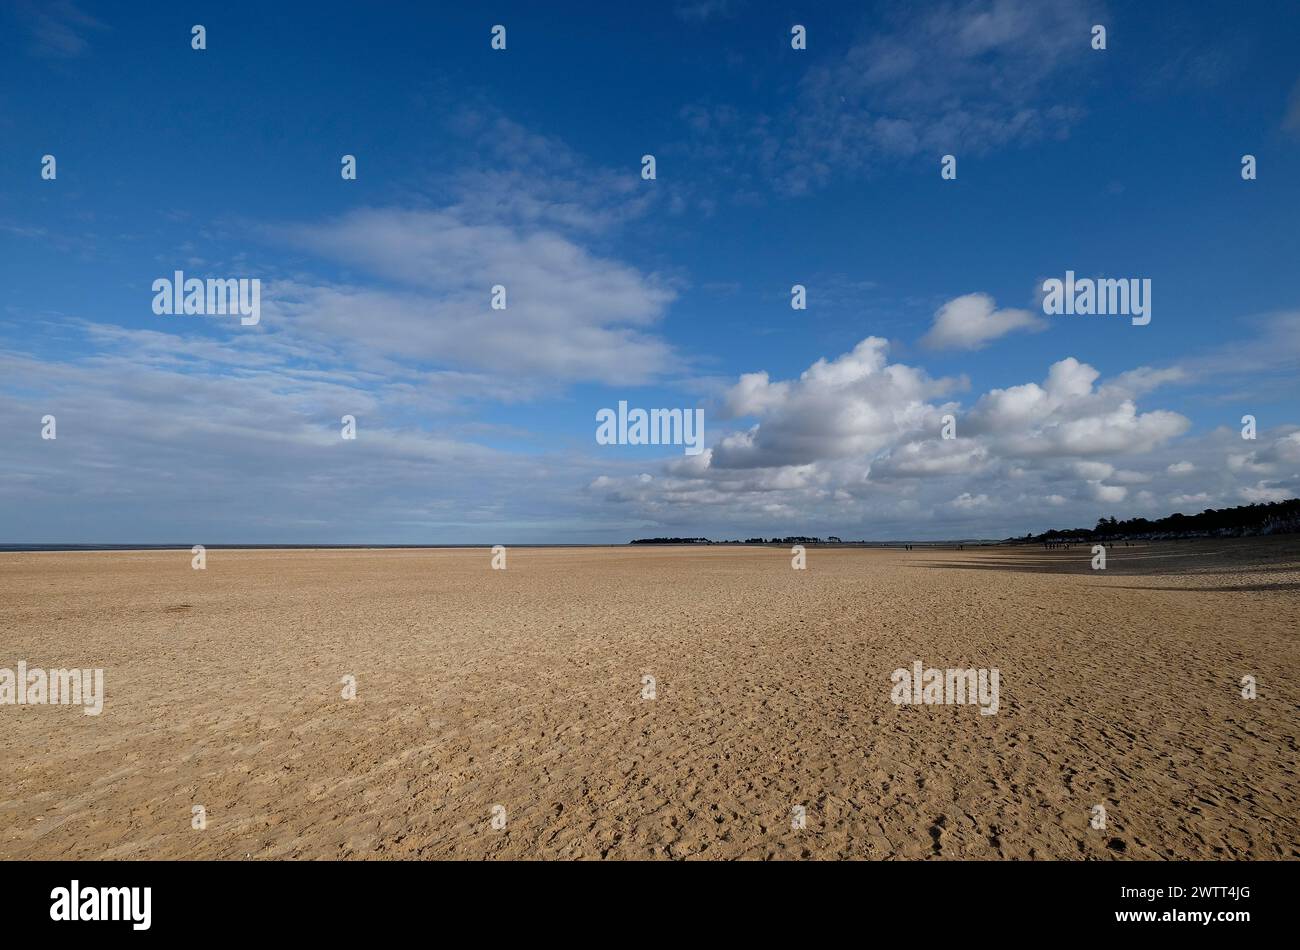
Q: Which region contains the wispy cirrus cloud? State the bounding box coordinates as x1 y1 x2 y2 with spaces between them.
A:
13 0 107 57
781 0 1095 192
676 0 1097 196
1285 77 1300 134
0 319 626 544
674 0 739 23
268 206 680 388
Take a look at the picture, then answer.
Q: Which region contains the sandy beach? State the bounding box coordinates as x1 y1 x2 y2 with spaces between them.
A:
1 539 1297 860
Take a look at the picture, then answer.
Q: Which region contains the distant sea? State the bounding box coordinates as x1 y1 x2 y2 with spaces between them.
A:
0 541 997 552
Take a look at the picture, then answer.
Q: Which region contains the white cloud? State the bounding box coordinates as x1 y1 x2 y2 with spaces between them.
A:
872 439 990 478
0 329 602 543
585 338 1287 539
270 208 678 387
711 337 963 468
1240 482 1294 504
1072 461 1114 480
949 492 991 511
921 292 1045 350
967 358 1191 456
1089 482 1128 503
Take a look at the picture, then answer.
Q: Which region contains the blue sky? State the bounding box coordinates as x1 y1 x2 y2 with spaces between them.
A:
2 0 1298 543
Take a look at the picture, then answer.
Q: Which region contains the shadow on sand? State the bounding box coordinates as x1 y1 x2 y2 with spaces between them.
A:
920 545 1300 592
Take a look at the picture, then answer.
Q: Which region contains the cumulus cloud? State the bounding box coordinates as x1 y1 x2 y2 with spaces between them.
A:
1226 431 1300 482
871 438 990 479
585 337 1285 539
966 358 1191 456
1089 482 1128 503
1240 482 1296 503
712 337 963 468
1073 461 1114 480
948 492 992 511
921 292 1045 350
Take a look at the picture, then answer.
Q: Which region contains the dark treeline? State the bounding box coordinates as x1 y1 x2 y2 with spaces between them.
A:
630 500 1300 547
629 537 712 544
1008 498 1300 544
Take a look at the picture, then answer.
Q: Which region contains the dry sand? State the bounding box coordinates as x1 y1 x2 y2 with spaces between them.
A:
1 538 1297 860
